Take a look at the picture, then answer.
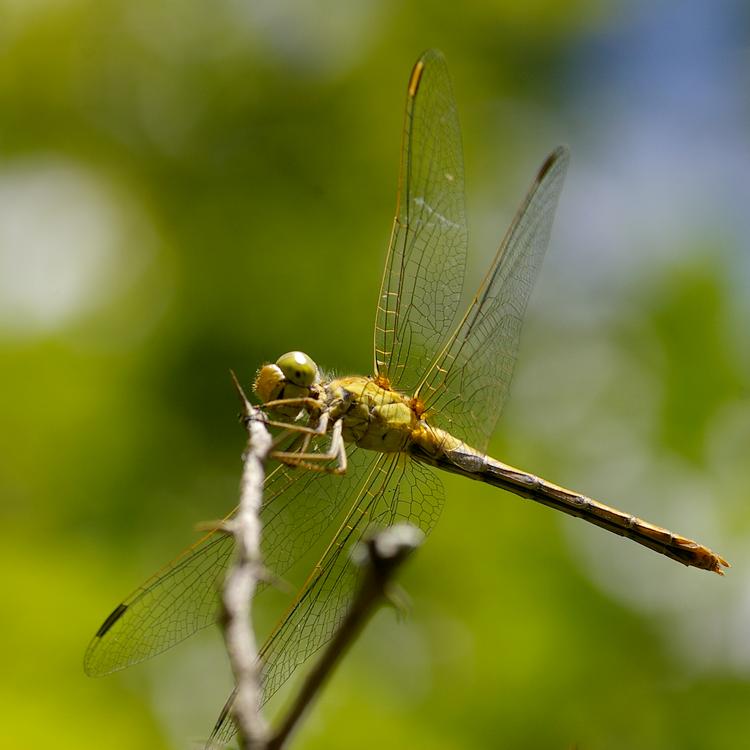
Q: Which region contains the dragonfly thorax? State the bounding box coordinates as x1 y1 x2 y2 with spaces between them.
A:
325 376 418 452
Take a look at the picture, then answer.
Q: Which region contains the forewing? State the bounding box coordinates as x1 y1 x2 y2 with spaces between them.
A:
84 446 377 677
417 147 570 453
207 455 445 747
374 49 468 393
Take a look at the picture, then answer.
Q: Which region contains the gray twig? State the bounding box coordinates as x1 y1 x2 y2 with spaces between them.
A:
268 524 424 750
220 371 272 749
218 372 423 749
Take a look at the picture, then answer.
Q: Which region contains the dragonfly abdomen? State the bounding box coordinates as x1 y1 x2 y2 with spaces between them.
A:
409 433 728 575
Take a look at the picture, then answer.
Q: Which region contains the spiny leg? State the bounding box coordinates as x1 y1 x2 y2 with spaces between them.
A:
269 412 330 456
272 419 348 475
256 397 330 444
262 396 321 416
256 398 347 474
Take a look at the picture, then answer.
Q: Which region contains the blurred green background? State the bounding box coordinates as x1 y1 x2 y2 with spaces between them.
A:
1 0 748 748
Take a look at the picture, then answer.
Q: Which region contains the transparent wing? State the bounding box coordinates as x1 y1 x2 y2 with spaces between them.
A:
208 455 445 747
374 49 468 393
84 445 378 677
416 147 570 454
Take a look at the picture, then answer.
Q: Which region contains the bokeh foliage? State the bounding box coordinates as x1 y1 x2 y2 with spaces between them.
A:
1 1 748 748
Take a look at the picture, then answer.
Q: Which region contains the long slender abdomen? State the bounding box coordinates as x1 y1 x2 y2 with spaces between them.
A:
409 428 728 574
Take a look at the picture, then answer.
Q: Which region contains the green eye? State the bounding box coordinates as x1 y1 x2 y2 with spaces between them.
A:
275 351 318 387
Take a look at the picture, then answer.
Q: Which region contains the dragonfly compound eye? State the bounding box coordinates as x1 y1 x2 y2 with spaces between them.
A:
275 351 319 387
253 364 284 403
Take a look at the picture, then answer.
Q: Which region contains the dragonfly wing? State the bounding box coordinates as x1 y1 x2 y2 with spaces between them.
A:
374 49 468 393
84 445 377 677
207 455 445 746
416 146 570 454
84 523 235 678
261 447 378 580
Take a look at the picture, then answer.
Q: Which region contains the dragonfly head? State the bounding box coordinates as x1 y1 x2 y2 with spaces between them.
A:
253 351 320 418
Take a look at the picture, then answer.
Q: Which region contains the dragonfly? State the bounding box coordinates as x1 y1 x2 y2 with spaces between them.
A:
85 49 728 746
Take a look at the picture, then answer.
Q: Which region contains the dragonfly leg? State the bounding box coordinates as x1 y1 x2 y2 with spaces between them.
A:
261 409 330 440
263 418 321 437
261 398 328 438
271 419 347 475
262 396 321 416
